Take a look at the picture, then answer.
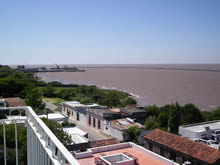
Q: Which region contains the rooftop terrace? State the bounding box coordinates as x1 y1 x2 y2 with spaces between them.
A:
76 142 178 165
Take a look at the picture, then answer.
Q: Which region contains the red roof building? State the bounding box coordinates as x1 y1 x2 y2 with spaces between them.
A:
75 142 179 165
144 129 220 165
4 97 25 107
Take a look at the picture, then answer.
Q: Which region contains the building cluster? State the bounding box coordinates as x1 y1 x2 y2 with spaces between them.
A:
58 101 220 165
1 97 220 164
59 101 147 141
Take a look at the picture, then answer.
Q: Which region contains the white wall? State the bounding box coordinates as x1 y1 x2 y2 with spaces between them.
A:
104 125 124 141
179 127 213 140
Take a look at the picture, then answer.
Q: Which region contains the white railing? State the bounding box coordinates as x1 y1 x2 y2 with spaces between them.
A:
0 106 80 165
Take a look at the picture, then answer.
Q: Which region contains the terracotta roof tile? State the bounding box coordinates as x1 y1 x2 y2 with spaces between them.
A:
4 97 25 107
144 129 220 164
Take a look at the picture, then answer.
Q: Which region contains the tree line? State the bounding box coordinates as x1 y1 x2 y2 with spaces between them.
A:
0 65 137 114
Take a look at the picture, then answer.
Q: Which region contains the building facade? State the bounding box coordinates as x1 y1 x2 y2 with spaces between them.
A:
104 118 144 141
60 101 103 125
86 108 121 132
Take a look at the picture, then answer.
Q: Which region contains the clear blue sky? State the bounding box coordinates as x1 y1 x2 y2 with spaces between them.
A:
0 0 219 64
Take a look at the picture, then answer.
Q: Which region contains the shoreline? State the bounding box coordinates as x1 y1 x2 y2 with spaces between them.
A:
77 66 220 73
37 72 220 111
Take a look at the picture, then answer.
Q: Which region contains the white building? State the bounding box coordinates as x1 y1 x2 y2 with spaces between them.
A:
60 101 103 124
63 126 88 138
104 118 144 141
39 112 68 123
179 120 220 148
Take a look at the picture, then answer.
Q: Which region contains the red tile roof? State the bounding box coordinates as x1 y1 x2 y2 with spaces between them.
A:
89 138 119 148
144 129 220 164
4 97 25 107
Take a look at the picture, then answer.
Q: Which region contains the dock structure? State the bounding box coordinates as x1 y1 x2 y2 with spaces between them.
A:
16 65 85 72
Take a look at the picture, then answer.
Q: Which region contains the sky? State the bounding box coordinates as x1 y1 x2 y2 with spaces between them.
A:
0 0 219 65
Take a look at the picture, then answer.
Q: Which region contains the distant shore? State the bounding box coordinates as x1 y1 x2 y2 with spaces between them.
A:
77 66 220 72
37 64 220 111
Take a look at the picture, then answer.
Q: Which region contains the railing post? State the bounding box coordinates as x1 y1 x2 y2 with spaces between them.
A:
14 120 19 165
61 154 66 165
3 121 7 165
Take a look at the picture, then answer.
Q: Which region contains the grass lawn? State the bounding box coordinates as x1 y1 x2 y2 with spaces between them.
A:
43 97 66 106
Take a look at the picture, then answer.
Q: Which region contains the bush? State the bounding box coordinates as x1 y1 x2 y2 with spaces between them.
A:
62 121 76 127
41 118 72 145
126 126 141 143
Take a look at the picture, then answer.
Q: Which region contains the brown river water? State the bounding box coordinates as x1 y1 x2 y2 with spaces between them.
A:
36 64 220 111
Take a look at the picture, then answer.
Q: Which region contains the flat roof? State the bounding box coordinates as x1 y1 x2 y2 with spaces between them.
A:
64 102 85 108
71 134 88 144
87 108 118 117
39 113 67 120
77 145 176 165
5 116 27 124
7 116 27 120
180 120 220 132
63 101 101 108
63 127 87 137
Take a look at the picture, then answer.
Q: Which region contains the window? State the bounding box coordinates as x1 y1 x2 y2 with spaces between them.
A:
77 113 80 121
212 135 215 140
89 116 91 125
98 119 101 129
170 151 176 162
149 142 153 151
160 147 164 156
93 118 96 127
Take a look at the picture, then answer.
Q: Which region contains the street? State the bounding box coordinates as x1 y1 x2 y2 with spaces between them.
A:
68 118 111 141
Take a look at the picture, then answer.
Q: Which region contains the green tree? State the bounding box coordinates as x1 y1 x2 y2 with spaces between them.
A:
158 111 169 128
25 88 45 114
43 85 55 97
98 93 120 107
180 104 204 125
145 118 159 130
168 103 180 133
202 111 213 121
126 126 141 143
122 98 137 106
41 118 72 145
0 124 27 164
144 105 161 117
210 107 220 120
